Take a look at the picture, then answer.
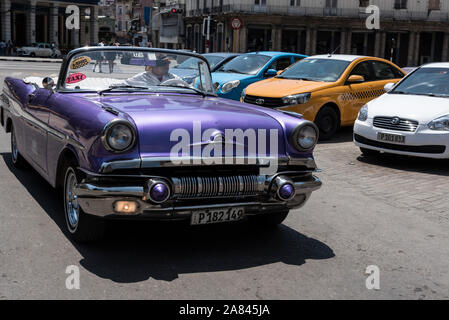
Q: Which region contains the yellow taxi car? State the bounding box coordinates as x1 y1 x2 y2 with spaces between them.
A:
241 55 406 139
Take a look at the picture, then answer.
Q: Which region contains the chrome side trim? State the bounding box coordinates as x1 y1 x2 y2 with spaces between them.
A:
99 156 317 173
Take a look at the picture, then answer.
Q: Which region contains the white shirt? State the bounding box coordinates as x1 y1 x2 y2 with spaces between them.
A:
126 71 182 86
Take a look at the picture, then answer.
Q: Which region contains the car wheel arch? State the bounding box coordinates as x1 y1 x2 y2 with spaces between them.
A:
55 147 81 189
315 102 341 125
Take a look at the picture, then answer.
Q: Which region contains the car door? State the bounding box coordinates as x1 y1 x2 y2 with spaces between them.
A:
340 60 378 124
23 88 53 172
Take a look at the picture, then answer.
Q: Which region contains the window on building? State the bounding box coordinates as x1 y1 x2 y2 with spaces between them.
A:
290 0 301 6
359 0 369 7
429 0 441 10
394 0 407 10
255 0 267 6
118 6 122 15
326 0 338 8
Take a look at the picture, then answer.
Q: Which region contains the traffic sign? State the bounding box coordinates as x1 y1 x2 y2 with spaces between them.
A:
231 18 242 30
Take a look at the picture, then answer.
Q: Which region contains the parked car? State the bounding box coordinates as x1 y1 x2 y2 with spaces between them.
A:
0 47 322 243
212 52 307 101
171 52 240 84
17 42 61 58
242 55 405 139
354 62 449 159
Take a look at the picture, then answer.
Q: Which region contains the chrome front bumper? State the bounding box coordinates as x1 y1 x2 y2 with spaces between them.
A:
74 173 322 219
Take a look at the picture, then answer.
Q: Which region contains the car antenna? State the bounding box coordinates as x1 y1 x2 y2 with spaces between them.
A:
328 45 341 57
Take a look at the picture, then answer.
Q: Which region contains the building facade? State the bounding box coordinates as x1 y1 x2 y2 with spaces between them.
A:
0 0 100 52
185 0 449 66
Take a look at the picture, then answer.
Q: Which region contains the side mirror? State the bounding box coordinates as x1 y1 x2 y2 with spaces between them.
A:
384 82 395 92
42 77 55 90
348 75 365 83
265 69 278 77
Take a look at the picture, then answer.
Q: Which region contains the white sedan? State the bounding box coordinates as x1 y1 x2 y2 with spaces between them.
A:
354 62 449 159
17 42 61 58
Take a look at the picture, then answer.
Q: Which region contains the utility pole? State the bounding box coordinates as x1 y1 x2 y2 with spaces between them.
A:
203 16 211 53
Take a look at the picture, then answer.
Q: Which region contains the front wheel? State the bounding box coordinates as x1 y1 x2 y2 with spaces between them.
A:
249 211 289 229
315 106 339 140
63 164 105 243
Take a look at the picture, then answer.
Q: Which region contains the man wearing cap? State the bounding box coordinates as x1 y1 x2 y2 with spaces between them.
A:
126 54 183 86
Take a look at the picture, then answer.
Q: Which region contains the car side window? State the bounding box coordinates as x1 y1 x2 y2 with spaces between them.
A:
268 57 293 71
349 61 374 82
371 61 404 80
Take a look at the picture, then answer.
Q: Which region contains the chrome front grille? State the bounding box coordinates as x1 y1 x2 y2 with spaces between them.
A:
172 176 264 199
373 117 419 132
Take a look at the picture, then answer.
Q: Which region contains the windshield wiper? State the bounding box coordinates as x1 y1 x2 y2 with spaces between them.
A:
98 85 150 96
157 84 210 98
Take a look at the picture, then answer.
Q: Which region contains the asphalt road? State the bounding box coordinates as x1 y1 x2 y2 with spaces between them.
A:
0 61 448 300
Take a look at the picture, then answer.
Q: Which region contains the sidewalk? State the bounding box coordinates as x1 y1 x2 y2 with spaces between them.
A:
0 56 62 63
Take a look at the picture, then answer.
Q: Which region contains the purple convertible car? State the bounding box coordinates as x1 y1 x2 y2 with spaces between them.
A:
0 47 321 242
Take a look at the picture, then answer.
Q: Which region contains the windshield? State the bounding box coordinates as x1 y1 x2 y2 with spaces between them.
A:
176 55 224 70
218 54 271 75
62 49 214 95
278 58 350 82
391 67 449 97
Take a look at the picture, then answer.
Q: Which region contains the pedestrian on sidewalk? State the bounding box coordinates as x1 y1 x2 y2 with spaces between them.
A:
0 40 5 56
6 40 12 56
92 40 105 73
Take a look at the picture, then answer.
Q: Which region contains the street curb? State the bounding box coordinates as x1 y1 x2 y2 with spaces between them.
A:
0 57 63 63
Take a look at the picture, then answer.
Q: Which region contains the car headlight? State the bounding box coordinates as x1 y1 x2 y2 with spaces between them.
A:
282 93 311 106
291 123 319 151
358 104 369 121
221 80 240 93
102 120 136 153
428 115 449 131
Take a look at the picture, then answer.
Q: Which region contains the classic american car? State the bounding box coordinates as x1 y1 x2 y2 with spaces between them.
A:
0 47 322 243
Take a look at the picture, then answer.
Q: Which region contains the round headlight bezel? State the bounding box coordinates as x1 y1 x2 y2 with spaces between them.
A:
101 119 137 153
291 122 319 152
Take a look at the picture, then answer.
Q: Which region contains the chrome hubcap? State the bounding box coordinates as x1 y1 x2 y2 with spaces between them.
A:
65 170 79 230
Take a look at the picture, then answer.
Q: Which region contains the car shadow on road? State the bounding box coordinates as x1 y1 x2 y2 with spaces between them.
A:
357 153 449 176
1 152 335 283
318 126 354 144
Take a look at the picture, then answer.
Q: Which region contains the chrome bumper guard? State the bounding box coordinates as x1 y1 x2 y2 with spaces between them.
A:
74 173 322 219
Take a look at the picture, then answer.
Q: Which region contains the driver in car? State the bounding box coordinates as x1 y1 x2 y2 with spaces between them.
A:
126 54 182 86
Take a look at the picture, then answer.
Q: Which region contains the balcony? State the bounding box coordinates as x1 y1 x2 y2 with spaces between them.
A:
185 4 449 22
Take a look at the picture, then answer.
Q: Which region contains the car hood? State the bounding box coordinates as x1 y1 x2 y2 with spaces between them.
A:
212 72 253 85
88 94 289 159
246 78 336 97
367 93 449 124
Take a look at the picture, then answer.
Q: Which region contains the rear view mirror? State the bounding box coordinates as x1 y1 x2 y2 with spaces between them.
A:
265 69 278 77
384 82 395 92
42 77 55 90
348 75 365 83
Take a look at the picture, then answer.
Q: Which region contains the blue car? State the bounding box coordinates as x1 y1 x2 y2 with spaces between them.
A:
212 52 307 101
171 52 240 84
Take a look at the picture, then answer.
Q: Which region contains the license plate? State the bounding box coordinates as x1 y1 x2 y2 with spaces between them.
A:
191 207 245 225
377 132 406 144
